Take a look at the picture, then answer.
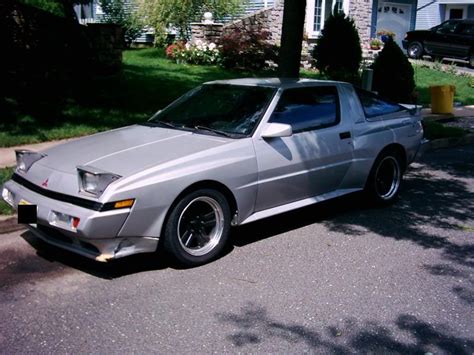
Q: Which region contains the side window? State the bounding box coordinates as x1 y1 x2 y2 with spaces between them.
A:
437 20 458 34
458 24 474 35
270 86 340 132
356 89 403 118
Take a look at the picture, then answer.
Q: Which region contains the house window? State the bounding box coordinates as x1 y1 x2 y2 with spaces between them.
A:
449 9 463 19
308 0 347 37
445 5 467 20
334 0 343 13
313 0 323 32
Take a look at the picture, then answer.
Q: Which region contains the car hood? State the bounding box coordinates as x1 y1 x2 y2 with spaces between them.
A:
36 125 233 177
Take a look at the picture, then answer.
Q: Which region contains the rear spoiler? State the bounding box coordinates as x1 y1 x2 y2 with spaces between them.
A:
399 104 422 116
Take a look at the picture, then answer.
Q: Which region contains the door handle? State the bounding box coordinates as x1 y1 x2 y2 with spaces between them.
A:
339 131 351 139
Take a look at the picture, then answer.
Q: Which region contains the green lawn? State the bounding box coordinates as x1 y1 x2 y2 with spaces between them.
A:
0 49 249 147
423 120 468 140
0 167 15 215
413 65 474 106
0 49 471 148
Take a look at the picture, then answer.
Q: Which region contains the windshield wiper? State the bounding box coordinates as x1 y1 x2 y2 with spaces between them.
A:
154 120 180 129
193 125 234 138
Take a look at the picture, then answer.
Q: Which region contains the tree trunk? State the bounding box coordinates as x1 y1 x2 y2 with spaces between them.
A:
278 0 306 78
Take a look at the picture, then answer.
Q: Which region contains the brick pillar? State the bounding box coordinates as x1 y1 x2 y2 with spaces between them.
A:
190 23 224 44
349 0 373 46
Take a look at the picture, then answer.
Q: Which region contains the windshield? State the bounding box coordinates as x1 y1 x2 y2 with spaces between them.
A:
148 84 276 137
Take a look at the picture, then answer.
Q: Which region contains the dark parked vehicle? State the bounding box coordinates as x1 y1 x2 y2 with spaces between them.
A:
402 19 474 67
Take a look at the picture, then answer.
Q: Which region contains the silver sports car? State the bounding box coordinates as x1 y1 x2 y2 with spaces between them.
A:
2 78 424 266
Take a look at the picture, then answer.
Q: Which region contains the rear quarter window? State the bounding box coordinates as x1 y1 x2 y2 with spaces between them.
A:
356 89 404 119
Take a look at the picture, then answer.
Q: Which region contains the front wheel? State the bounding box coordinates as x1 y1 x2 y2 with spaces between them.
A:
365 151 403 206
407 42 424 59
163 189 231 267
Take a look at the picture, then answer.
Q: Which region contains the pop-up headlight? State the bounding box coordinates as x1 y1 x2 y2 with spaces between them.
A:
77 166 121 197
15 150 46 173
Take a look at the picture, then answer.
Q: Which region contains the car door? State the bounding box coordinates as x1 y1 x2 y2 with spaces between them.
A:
425 20 459 57
451 22 474 58
252 85 354 212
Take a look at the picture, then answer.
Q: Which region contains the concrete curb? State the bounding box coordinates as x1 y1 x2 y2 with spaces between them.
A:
0 216 26 234
1 134 473 235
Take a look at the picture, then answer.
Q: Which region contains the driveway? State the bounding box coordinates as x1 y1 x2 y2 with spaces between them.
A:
0 145 473 353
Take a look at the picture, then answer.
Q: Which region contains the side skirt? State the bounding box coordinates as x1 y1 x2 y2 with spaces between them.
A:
239 188 362 225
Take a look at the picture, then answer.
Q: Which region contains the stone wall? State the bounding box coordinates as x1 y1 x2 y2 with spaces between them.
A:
190 23 224 44
87 23 124 74
349 0 373 45
222 3 284 45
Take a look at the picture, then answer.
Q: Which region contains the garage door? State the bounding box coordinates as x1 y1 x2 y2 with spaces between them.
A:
376 2 412 48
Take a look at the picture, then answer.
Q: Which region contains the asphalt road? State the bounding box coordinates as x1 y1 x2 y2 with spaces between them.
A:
1 146 473 354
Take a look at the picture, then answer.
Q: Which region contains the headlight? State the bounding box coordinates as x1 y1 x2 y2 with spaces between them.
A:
2 187 14 206
15 150 46 173
77 166 121 197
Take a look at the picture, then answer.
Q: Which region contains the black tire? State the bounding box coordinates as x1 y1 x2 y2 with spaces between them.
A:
163 189 231 267
365 150 403 206
407 41 424 59
469 50 474 69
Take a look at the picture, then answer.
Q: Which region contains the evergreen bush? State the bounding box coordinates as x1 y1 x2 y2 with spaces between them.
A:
372 37 415 103
313 9 362 84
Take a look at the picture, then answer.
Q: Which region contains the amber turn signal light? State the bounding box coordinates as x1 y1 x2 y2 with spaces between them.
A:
114 199 135 209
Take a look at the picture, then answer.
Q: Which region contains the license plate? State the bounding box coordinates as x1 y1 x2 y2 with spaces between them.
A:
18 202 37 224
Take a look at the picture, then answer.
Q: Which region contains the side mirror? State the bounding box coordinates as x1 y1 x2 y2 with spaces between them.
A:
261 123 293 138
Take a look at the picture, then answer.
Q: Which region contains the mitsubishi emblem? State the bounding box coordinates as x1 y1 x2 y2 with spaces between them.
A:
41 178 49 188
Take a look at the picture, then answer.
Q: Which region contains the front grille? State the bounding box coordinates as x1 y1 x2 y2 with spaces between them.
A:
12 173 126 212
12 174 103 211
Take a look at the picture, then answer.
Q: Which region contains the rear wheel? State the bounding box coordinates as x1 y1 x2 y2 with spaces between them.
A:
366 151 403 206
407 42 424 59
163 189 230 267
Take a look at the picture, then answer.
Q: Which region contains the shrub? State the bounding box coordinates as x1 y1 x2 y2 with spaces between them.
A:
165 41 185 59
372 37 415 103
166 40 220 65
220 27 278 71
312 9 362 84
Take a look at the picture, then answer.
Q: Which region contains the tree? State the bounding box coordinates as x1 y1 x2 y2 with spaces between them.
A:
278 0 306 78
18 0 91 20
313 8 362 84
137 0 243 45
372 37 415 103
99 0 143 46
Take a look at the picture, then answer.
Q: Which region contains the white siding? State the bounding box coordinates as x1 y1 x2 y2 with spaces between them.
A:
416 0 443 29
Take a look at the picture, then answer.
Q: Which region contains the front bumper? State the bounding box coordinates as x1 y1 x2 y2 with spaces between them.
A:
2 179 159 262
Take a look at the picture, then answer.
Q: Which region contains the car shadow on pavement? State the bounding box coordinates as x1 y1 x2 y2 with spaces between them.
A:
215 302 474 353
21 232 169 279
234 149 473 270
